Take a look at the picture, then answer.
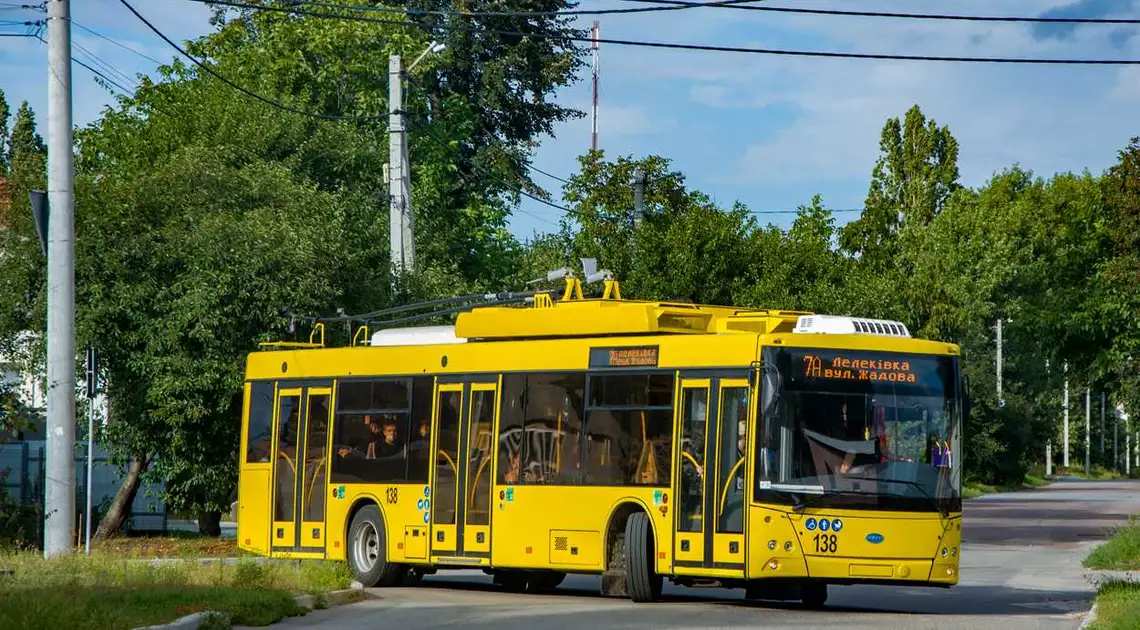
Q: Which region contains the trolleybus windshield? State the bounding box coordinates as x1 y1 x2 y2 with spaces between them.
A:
755 347 962 513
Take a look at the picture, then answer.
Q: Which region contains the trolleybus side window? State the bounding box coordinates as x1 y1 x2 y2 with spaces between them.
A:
405 376 434 483
331 379 412 484
245 381 275 463
584 373 675 487
497 372 585 485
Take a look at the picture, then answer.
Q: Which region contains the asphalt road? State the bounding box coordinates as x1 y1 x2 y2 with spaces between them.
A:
241 480 1140 630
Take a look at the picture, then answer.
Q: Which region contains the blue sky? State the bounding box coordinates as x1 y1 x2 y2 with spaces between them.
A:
2 0 1138 242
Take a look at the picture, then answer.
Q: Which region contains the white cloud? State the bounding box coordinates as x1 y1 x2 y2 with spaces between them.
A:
691 0 1140 188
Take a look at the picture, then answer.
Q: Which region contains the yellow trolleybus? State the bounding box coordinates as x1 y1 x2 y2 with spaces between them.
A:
236 278 966 607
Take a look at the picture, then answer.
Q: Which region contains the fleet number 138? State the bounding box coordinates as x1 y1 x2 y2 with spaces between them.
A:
813 533 838 554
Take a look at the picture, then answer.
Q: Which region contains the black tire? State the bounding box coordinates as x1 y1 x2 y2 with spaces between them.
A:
495 570 529 592
400 566 425 586
623 512 662 602
526 571 566 592
346 504 403 587
801 583 828 609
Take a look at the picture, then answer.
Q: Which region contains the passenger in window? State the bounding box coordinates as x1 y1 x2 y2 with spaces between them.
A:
503 450 541 484
370 416 404 459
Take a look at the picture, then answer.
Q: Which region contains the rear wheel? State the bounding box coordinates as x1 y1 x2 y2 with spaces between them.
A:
623 512 662 602
346 504 403 587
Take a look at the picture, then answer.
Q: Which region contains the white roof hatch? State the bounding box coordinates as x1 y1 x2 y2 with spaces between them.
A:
793 315 911 338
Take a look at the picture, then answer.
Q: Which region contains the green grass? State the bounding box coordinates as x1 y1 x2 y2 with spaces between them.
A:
1051 465 1131 481
1084 517 1140 571
962 473 1050 499
0 551 354 630
1089 582 1140 630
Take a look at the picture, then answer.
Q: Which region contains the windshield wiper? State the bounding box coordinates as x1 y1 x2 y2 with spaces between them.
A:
841 475 948 520
789 487 878 513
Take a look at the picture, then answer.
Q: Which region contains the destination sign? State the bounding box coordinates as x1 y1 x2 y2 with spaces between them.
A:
801 353 917 383
589 345 659 368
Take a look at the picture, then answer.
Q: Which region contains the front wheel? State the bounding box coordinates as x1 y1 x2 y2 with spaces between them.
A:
346 504 403 587
624 512 663 602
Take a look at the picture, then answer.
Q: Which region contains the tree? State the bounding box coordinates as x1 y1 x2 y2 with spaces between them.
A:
0 101 48 354
28 0 582 537
555 151 760 305
841 104 960 268
1099 138 1140 423
0 89 10 177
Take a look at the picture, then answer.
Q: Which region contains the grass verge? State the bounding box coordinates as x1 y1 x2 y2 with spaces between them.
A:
0 551 353 630
962 473 1050 499
1089 582 1140 630
92 532 244 559
1084 516 1140 571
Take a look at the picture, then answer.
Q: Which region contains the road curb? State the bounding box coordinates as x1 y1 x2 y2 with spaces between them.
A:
1079 602 1098 629
1083 569 1140 587
128 585 366 630
131 611 230 630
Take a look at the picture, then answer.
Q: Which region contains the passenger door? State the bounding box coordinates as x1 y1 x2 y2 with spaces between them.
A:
270 383 333 555
671 374 750 573
429 379 498 563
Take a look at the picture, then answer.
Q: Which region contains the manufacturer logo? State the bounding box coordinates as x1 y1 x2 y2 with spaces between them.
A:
805 517 817 531
866 532 884 544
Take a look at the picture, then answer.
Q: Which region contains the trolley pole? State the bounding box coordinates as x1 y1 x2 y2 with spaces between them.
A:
44 0 77 559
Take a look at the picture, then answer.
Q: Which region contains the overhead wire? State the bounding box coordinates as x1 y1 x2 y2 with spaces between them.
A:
179 0 1140 65
622 0 1140 25
71 19 168 67
116 0 878 221
283 0 768 18
117 0 387 121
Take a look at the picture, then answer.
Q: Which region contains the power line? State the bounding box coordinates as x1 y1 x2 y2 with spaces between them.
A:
71 19 167 67
73 39 138 89
178 0 1140 65
117 0 386 122
623 0 1140 25
529 165 571 185
32 33 139 96
400 111 583 219
280 0 768 18
402 123 564 227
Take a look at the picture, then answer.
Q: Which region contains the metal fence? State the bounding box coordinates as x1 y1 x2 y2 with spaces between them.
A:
0 441 169 535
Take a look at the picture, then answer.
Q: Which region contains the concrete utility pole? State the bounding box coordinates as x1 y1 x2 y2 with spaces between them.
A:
44 0 76 558
1085 388 1091 475
388 54 413 274
1063 362 1070 469
1045 358 1052 476
84 347 96 555
632 168 645 227
1114 400 1119 471
590 21 600 151
995 318 1003 407
1100 392 1105 461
